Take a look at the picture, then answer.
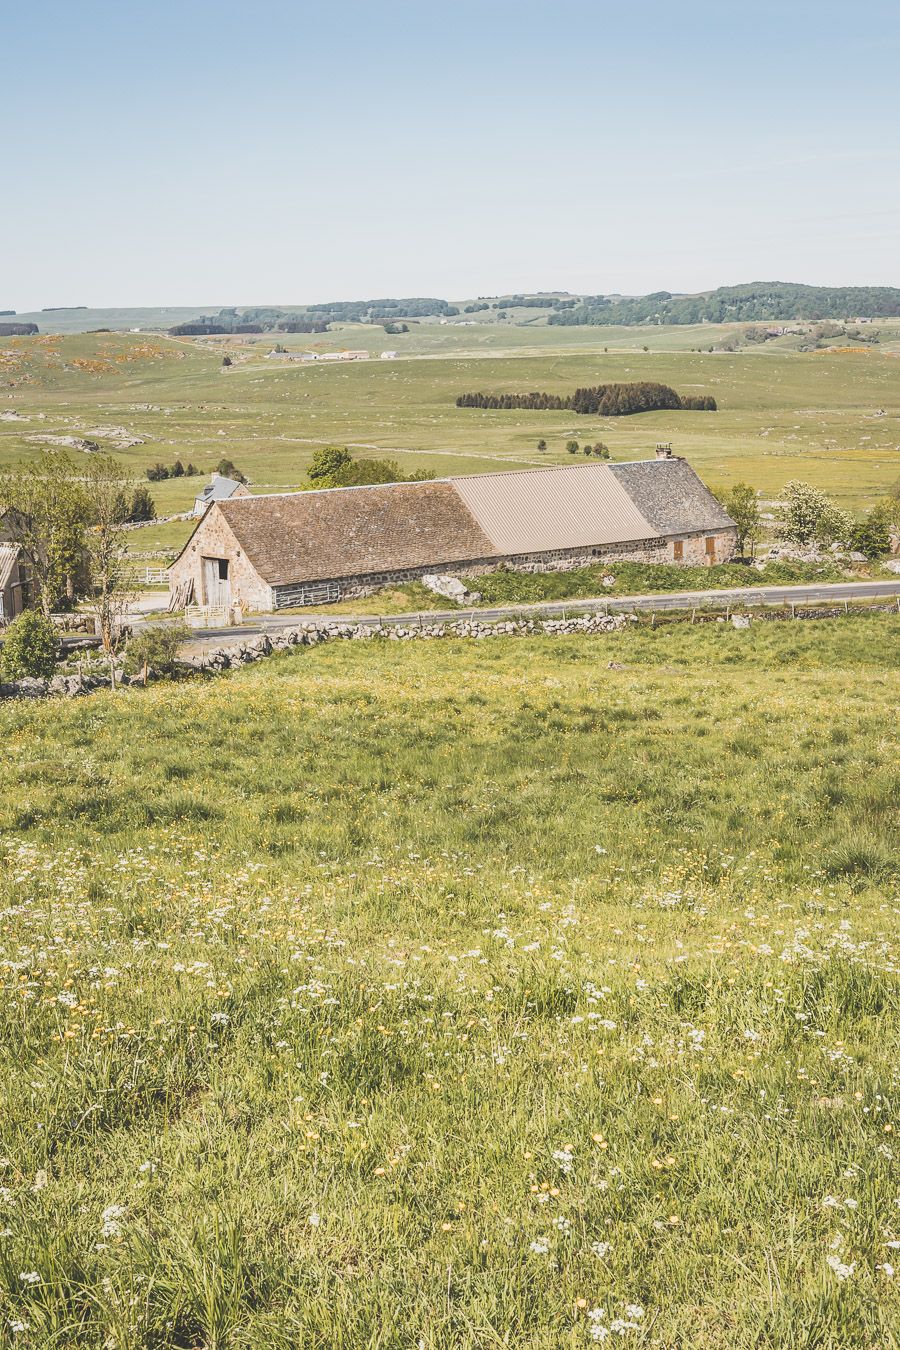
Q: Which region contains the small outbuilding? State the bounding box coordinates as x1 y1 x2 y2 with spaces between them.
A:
0 542 27 623
170 452 736 614
192 473 251 518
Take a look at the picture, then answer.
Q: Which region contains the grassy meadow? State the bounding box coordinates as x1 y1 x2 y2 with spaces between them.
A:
0 616 898 1347
2 325 899 561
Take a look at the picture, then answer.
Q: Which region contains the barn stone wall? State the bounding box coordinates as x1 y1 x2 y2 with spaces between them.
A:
271 528 737 610
168 507 274 611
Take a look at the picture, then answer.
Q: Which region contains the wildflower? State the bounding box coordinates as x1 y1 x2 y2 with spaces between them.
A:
101 1204 126 1237
826 1255 855 1280
878 1263 894 1277
529 1238 550 1255
553 1215 572 1235
553 1147 575 1175
590 1240 610 1258
18 1272 40 1284
210 1011 230 1026
309 1212 321 1228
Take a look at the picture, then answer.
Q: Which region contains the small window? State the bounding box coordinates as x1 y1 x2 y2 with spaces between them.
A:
673 540 683 561
705 537 716 557
217 559 229 580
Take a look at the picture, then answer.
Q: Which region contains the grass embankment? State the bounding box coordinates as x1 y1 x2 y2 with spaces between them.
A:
273 559 884 617
0 618 898 1347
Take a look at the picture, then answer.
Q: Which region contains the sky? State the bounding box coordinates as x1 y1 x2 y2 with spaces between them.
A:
3 0 899 310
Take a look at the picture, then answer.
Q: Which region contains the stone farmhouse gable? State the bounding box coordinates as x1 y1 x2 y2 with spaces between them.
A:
169 456 737 613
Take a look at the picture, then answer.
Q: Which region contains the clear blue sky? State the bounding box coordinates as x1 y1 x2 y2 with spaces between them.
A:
4 0 898 310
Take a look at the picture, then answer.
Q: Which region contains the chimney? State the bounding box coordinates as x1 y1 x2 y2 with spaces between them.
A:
210 471 220 481
655 443 673 460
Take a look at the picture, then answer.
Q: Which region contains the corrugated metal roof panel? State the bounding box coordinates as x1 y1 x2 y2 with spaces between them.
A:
0 544 19 592
448 464 658 554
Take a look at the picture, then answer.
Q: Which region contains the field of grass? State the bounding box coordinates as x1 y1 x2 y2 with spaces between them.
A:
0 616 897 1347
2 327 899 564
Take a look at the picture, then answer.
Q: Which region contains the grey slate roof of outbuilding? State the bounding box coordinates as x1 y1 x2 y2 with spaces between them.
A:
196 475 245 507
608 458 735 535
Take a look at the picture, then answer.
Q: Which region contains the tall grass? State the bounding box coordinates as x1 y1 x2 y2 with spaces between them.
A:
0 618 897 1346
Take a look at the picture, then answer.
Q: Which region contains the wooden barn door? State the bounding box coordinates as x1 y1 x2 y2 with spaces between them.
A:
202 557 231 608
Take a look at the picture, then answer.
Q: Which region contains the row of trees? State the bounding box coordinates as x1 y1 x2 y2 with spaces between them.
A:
717 479 899 559
1 451 140 650
146 459 200 481
548 283 900 327
456 383 717 416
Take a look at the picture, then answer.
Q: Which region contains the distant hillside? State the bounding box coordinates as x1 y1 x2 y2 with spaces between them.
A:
8 284 900 336
548 283 900 326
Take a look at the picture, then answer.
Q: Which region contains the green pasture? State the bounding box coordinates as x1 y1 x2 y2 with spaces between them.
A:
0 617 897 1346
1 329 899 562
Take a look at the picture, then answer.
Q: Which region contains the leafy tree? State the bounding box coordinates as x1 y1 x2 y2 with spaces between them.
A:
82 455 133 653
222 355 233 367
719 482 762 555
146 463 170 482
0 610 59 681
779 481 851 548
566 440 579 455
308 446 352 482
170 460 185 478
849 505 892 559
0 449 90 614
306 449 435 490
127 486 156 523
123 622 190 682
216 458 247 484
592 443 610 458
537 439 547 453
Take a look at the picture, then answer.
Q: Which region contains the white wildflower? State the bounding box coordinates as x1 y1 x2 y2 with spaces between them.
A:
18 1272 40 1284
826 1254 855 1280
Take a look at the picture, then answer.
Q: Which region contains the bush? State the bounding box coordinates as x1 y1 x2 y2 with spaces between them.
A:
146 463 170 482
127 486 156 523
123 623 190 681
849 507 891 559
0 610 59 680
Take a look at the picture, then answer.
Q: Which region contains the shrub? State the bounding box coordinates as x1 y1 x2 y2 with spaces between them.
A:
123 623 190 681
849 506 891 559
566 440 579 455
0 610 59 680
146 463 170 482
127 486 156 523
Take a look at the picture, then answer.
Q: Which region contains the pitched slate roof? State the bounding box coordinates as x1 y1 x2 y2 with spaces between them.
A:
195 475 245 507
217 480 496 585
608 458 734 535
189 457 734 588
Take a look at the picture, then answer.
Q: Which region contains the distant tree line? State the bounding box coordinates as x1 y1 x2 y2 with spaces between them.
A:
548 283 900 326
0 322 38 336
169 308 331 337
456 383 716 416
304 298 459 322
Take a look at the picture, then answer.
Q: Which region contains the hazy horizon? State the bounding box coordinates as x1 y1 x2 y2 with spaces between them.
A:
4 0 899 312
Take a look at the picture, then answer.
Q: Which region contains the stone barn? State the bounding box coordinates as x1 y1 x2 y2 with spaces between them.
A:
168 452 736 614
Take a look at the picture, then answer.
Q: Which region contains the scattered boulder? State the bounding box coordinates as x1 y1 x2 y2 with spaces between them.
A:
421 574 482 605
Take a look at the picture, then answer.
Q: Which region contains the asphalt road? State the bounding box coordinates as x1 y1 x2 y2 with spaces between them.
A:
181 579 900 645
